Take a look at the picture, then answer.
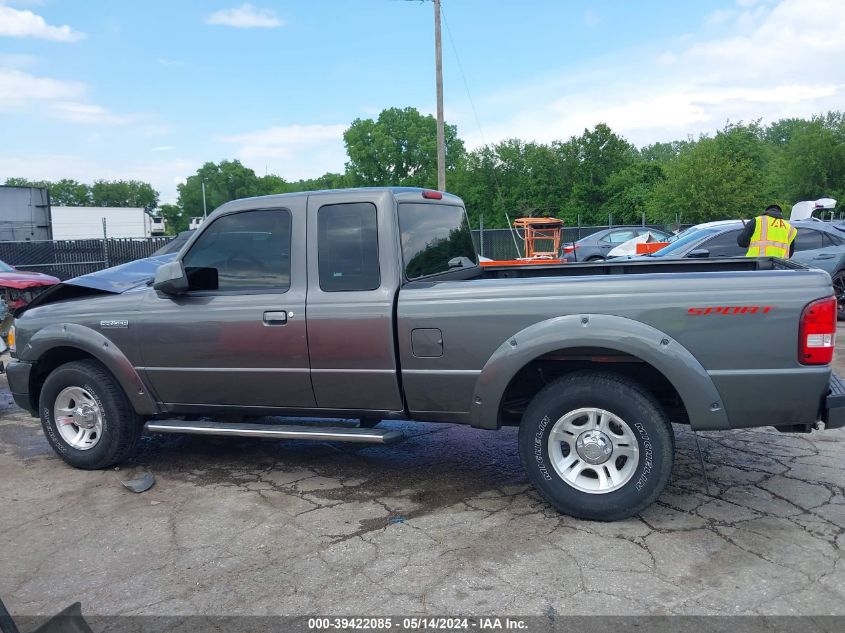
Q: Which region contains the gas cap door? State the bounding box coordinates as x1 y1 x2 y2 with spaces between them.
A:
411 328 443 358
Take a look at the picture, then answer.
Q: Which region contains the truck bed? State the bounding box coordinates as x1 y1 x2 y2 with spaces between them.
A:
399 256 832 431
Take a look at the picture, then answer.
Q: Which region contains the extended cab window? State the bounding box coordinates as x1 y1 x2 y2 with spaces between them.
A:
181 209 291 292
317 202 380 292
399 203 476 279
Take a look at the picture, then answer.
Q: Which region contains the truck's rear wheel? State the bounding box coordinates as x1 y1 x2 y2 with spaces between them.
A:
518 371 674 521
39 359 142 470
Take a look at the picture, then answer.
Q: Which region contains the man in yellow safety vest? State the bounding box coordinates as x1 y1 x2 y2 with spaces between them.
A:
737 204 797 258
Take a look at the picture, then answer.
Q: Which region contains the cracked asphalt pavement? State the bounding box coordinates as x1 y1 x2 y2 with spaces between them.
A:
1 340 844 617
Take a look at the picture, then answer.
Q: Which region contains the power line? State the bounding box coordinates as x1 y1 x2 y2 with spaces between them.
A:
440 3 487 146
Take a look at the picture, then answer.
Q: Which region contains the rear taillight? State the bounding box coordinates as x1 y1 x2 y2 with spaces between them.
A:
563 244 578 253
799 296 837 365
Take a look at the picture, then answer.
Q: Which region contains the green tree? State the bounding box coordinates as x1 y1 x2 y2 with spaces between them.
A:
343 107 465 188
3 177 92 205
156 203 189 235
773 117 845 208
602 162 665 224
640 140 689 164
295 172 351 191
646 133 769 224
451 140 572 229
256 174 290 195
177 160 262 217
91 180 158 208
565 123 638 222
50 179 92 206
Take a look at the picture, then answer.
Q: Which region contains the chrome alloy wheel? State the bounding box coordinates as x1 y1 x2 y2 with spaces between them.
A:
54 386 103 450
547 407 640 494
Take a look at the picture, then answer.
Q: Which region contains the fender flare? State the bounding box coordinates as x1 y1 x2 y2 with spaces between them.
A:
469 314 729 431
21 323 160 416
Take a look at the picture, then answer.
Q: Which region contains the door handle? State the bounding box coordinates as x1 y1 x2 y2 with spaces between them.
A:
815 254 836 260
263 311 288 325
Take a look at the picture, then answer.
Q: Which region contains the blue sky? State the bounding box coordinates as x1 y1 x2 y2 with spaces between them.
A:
1 0 843 203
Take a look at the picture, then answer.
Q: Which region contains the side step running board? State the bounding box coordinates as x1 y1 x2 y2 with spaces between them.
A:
144 420 404 445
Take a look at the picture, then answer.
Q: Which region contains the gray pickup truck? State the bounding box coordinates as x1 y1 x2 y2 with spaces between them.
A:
6 187 845 520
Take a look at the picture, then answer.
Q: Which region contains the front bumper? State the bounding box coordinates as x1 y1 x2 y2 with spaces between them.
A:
5 359 35 415
825 372 845 429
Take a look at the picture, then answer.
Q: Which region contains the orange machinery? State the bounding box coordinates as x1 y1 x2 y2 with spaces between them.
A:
480 217 564 267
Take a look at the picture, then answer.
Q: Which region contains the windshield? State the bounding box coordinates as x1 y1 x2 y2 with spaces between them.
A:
0 260 14 273
398 202 477 279
650 227 719 257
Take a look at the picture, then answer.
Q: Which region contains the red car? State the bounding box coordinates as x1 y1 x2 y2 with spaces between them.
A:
1 260 60 312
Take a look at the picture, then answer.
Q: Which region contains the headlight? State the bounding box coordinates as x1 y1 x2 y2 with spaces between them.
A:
7 325 15 355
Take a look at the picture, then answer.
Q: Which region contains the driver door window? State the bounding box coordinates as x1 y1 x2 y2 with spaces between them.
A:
182 209 292 292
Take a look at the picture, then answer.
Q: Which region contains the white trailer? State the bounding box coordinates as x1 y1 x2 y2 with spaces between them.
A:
50 207 154 239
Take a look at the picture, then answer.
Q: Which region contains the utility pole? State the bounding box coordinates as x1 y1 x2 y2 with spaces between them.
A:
201 181 208 218
434 0 446 191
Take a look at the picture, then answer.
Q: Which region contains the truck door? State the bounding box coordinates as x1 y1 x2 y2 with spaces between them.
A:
305 191 404 412
138 201 315 409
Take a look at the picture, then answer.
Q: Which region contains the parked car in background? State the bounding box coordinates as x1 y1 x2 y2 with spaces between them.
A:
0 260 60 313
1 259 60 354
561 226 673 262
643 220 845 318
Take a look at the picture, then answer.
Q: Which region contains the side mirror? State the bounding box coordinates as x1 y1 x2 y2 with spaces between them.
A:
153 260 189 295
688 248 710 259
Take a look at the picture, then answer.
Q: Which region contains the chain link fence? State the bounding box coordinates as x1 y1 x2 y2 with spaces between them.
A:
0 237 171 280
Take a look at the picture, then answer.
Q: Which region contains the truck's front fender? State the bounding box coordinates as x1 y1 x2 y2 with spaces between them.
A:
469 314 729 431
21 323 160 416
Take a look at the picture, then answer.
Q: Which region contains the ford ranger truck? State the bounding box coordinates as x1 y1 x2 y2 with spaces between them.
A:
6 188 845 520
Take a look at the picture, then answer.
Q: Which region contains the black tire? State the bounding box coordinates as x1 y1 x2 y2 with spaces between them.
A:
832 270 845 322
39 359 142 469
518 371 674 521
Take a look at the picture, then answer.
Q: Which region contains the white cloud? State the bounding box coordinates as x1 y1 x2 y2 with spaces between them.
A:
0 5 85 42
458 0 845 149
0 66 142 126
222 124 347 180
0 67 85 110
50 101 136 125
206 4 284 29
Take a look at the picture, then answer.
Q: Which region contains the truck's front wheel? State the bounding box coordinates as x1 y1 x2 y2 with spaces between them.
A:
518 371 674 521
39 359 142 470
